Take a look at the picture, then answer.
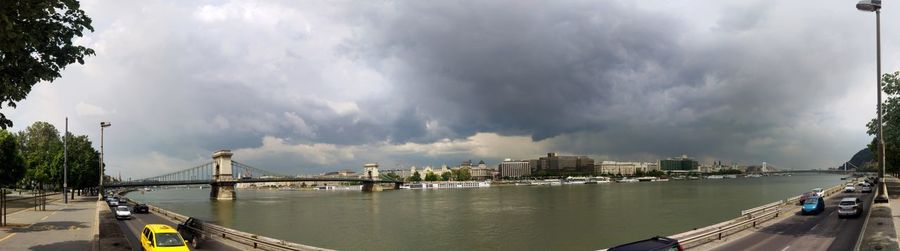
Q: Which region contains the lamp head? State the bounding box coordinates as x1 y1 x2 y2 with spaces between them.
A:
857 0 882 12
101 122 111 127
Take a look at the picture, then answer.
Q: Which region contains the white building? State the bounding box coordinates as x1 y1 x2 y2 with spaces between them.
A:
499 159 531 178
596 161 658 176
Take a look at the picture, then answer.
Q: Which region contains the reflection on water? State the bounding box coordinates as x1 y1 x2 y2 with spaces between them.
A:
127 174 843 250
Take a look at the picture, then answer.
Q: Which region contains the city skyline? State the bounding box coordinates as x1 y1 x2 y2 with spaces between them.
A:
2 1 889 178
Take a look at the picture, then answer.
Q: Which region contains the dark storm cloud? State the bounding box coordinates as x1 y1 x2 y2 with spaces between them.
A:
338 0 871 167
12 1 878 177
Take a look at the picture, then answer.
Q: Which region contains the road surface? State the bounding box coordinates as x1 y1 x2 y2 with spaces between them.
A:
710 190 874 251
108 202 241 251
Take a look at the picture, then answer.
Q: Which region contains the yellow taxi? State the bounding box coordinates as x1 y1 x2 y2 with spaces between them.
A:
140 224 190 251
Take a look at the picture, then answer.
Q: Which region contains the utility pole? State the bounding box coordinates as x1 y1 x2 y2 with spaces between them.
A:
64 117 68 204
100 122 110 199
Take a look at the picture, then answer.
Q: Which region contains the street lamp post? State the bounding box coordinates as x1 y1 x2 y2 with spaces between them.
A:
99 122 110 199
856 0 889 203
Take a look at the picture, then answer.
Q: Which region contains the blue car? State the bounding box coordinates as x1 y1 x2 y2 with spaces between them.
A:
801 196 825 215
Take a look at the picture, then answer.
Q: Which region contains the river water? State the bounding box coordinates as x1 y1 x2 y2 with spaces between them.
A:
126 173 843 250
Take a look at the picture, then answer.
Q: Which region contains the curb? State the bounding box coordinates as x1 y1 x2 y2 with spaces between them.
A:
93 200 101 251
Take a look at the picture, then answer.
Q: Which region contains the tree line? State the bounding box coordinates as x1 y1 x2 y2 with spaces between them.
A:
0 121 100 193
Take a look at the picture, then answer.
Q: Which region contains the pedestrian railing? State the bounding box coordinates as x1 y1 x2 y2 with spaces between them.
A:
671 182 846 249
127 198 331 251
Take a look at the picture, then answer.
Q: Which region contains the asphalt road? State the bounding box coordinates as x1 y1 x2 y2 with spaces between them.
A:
710 190 875 251
107 202 241 251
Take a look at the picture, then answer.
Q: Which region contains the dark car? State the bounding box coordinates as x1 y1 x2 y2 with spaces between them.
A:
133 204 150 214
608 236 684 251
118 197 128 204
177 217 206 248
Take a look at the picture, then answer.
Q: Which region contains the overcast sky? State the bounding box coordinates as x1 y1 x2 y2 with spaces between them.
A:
3 0 896 179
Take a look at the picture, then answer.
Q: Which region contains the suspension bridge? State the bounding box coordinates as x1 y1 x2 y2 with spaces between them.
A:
105 150 404 199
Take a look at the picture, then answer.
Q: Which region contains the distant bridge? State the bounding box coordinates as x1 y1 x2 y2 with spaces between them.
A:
106 150 402 199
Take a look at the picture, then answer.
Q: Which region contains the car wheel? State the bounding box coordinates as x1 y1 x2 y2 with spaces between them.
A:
191 236 200 249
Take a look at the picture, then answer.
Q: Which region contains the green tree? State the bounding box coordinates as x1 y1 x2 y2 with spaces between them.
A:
868 71 900 175
409 171 422 182
64 133 98 191
383 172 401 181
0 1 95 128
440 172 451 181
424 171 439 181
452 167 471 181
0 130 25 187
634 169 645 177
18 122 63 188
647 169 666 177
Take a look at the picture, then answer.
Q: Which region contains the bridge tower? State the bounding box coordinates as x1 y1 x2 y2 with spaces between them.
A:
210 150 236 200
361 163 382 192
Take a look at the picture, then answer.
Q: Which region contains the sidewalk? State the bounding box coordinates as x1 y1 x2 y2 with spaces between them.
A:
859 176 900 251
0 196 98 251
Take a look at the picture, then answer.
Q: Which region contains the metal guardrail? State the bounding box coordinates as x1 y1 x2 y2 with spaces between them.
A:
671 182 847 249
124 197 331 251
740 201 782 216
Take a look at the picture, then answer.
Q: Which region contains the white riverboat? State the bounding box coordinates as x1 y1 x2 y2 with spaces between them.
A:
400 181 491 189
617 178 639 183
707 175 724 179
565 176 588 184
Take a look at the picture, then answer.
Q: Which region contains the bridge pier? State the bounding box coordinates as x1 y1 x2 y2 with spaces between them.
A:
211 150 236 200
361 181 382 192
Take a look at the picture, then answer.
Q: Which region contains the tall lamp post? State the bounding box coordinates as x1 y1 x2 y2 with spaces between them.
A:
99 122 110 199
856 0 889 203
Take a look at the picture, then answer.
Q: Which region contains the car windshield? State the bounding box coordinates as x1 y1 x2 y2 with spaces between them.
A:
116 207 128 211
804 199 818 205
154 233 185 247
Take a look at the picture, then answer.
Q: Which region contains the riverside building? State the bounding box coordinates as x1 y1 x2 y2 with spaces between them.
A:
499 159 531 178
529 153 594 176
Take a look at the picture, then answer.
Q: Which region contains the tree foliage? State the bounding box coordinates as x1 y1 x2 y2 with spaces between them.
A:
867 71 900 175
440 171 451 181
0 130 24 187
424 171 439 181
18 121 62 186
452 168 471 181
409 171 422 182
0 0 95 128
5 121 99 190
65 133 98 189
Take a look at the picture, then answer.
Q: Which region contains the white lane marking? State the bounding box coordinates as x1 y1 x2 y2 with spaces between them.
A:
811 223 820 231
781 246 790 251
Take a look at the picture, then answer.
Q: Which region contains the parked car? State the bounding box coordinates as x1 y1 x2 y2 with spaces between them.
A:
141 224 190 251
844 186 856 193
838 197 864 218
801 196 825 215
133 204 150 214
118 197 128 204
861 185 873 193
608 236 684 251
109 199 119 207
812 188 825 197
114 206 132 220
177 217 206 248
